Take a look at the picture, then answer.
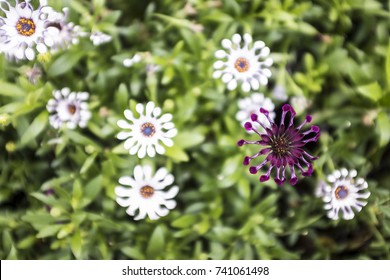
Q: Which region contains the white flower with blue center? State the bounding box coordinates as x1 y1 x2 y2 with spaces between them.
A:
117 101 177 158
115 165 179 220
323 168 371 220
213 33 273 92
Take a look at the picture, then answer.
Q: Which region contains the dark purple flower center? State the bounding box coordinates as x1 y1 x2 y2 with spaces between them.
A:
16 17 36 36
335 185 349 200
237 104 320 186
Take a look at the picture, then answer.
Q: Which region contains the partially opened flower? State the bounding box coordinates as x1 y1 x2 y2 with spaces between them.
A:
115 165 179 220
117 101 177 158
322 168 370 220
47 88 91 129
90 31 111 46
237 104 320 185
213 33 273 92
236 93 275 133
44 7 83 52
0 0 54 60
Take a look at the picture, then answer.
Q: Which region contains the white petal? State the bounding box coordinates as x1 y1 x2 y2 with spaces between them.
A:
155 143 165 154
243 33 253 44
158 113 172 123
215 50 227 59
25 48 35 60
117 119 132 129
115 185 131 196
136 103 144 115
124 109 134 121
163 200 177 210
133 165 144 182
37 43 47 53
163 186 179 199
241 81 251 92
146 145 156 157
164 128 177 138
147 209 159 220
137 144 147 158
222 73 233 83
232 33 241 45
160 137 173 147
145 101 155 117
116 197 131 207
142 165 153 180
212 70 222 79
213 61 224 69
227 79 237 91
250 79 260 90
253 41 265 50
221 39 232 49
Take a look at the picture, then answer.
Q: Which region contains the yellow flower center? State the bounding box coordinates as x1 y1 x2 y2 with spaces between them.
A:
234 57 250 72
140 185 154 198
16 18 36 37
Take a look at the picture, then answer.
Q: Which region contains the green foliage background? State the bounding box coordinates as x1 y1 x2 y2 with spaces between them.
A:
0 0 390 260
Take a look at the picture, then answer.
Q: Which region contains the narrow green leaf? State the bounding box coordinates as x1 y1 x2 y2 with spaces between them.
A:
146 225 165 258
171 214 198 228
36 225 62 238
19 111 48 147
70 229 83 259
376 111 390 147
80 153 98 174
164 145 189 162
48 51 84 77
121 247 145 260
174 131 205 149
0 81 25 97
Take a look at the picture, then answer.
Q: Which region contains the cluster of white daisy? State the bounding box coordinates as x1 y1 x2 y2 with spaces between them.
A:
0 0 111 61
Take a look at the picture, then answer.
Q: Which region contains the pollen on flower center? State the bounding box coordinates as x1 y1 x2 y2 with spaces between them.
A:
16 18 36 36
234 57 250 73
140 122 156 137
335 185 349 200
271 136 290 156
140 185 154 198
67 104 77 115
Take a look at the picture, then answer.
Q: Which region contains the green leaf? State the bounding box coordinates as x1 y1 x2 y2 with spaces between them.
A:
48 51 84 77
376 111 390 147
174 130 205 149
0 81 25 97
36 225 62 238
121 247 145 260
70 229 83 259
80 152 98 174
81 175 103 207
357 82 383 102
146 225 165 258
386 42 390 88
164 145 189 162
19 111 48 147
171 214 198 228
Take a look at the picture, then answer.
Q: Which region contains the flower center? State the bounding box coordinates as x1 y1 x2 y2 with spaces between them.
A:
16 18 36 37
67 104 77 115
140 185 154 198
234 57 250 73
335 185 349 200
140 122 156 137
271 136 290 156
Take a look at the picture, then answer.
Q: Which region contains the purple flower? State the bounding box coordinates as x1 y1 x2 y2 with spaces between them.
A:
237 104 320 186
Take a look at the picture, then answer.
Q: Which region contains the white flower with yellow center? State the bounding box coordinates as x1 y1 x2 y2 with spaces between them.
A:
115 165 179 220
236 93 275 133
323 168 371 220
213 33 273 92
0 0 54 60
47 88 91 129
117 101 177 158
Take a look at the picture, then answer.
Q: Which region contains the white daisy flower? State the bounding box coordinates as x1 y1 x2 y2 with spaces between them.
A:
117 101 177 158
213 33 273 92
0 0 54 60
323 168 371 220
44 7 83 52
89 31 111 46
115 165 179 220
47 87 91 129
123 54 141 67
236 93 275 133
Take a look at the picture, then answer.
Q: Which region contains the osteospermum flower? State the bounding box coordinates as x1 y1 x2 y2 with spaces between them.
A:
322 168 370 220
123 54 141 67
47 87 91 129
213 33 273 92
115 165 179 220
237 104 320 185
0 0 54 60
236 93 275 133
117 101 177 158
44 7 83 52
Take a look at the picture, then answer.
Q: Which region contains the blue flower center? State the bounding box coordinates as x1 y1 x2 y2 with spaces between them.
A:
335 185 349 200
234 57 250 72
140 122 156 137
